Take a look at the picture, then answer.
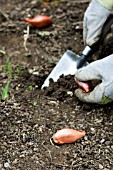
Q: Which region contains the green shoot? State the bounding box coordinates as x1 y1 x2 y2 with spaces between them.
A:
5 57 12 78
37 31 51 37
1 81 10 100
29 101 37 106
13 123 16 129
28 100 37 106
32 101 37 106
28 85 33 90
47 58 54 64
16 65 21 76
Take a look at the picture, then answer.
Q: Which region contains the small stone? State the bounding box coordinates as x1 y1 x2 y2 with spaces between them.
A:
4 162 10 168
96 119 103 123
31 0 37 5
19 154 25 158
34 148 38 151
12 159 18 164
32 71 39 75
16 120 21 124
28 142 34 145
34 124 38 128
50 101 58 104
84 136 88 140
90 127 95 132
111 145 113 149
75 25 80 30
67 91 73 96
100 139 105 144
99 163 103 169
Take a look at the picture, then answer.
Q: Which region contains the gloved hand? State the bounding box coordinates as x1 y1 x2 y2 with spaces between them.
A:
83 0 113 46
74 54 113 104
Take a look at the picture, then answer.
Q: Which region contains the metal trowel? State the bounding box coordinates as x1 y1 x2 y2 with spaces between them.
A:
41 16 113 90
41 46 92 90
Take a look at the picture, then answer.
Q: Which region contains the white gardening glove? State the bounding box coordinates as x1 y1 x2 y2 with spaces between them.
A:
75 54 113 104
83 0 113 46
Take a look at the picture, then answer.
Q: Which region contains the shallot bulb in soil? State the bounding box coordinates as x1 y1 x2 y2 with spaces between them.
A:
23 15 52 28
53 128 86 144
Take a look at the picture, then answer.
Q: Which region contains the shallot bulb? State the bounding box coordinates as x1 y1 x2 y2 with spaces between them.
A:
75 79 91 92
53 128 86 144
23 15 52 28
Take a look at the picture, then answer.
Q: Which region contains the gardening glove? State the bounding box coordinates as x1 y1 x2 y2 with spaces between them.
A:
75 54 113 104
83 0 113 46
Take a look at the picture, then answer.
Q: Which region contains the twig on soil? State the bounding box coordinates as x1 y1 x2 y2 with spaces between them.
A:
23 25 30 51
50 137 54 145
50 137 59 148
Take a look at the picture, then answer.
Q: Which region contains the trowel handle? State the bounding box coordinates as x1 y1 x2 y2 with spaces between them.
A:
77 46 92 69
75 46 91 70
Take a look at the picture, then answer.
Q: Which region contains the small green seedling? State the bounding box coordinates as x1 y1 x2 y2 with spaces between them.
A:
1 81 10 100
31 101 37 106
6 57 12 78
37 31 51 37
16 65 21 76
28 85 33 90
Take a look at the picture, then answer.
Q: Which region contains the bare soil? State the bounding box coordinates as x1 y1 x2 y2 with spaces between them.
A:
0 0 113 170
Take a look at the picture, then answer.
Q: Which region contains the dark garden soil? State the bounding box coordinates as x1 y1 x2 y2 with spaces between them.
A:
0 0 113 169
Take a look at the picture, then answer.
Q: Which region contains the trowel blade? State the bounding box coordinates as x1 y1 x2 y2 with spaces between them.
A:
41 50 84 89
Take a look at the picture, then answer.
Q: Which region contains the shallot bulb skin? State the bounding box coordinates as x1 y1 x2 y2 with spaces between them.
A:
53 128 86 144
75 79 90 92
23 15 52 28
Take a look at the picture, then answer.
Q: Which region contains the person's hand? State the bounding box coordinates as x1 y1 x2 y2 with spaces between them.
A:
83 0 113 46
74 54 113 104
